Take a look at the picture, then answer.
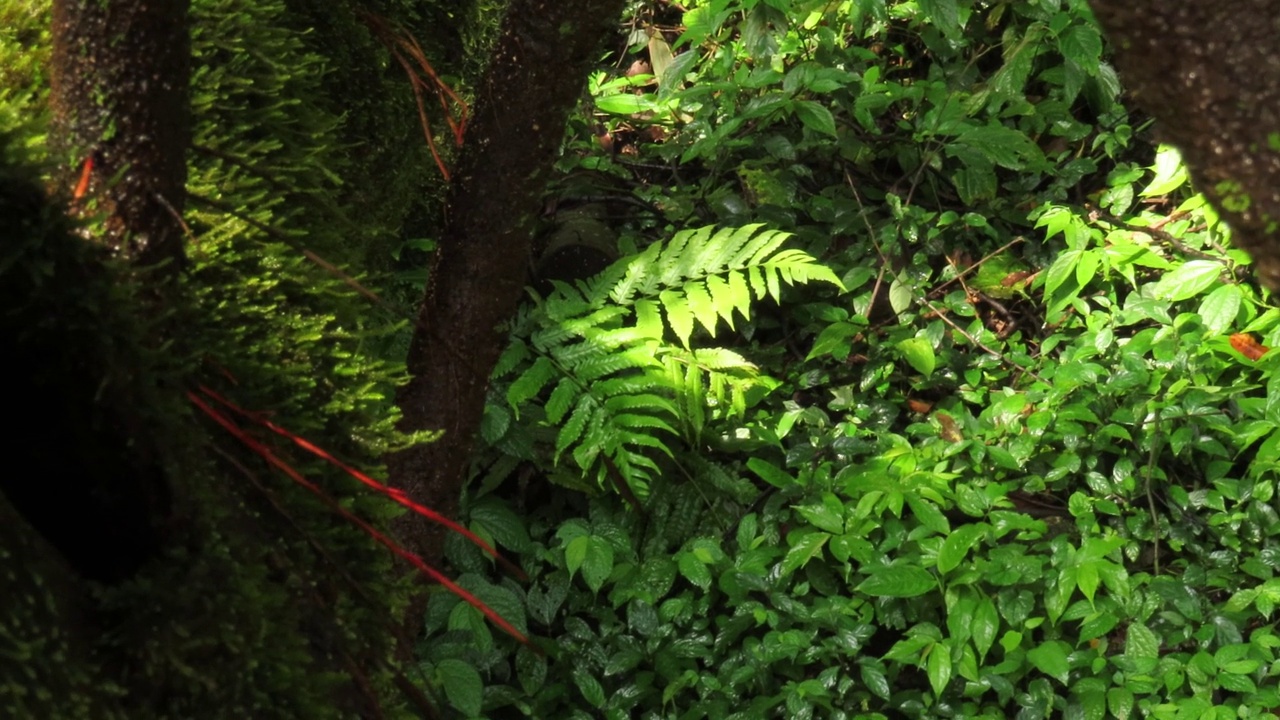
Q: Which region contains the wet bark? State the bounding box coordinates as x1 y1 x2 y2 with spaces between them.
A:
50 0 191 271
387 0 627 565
1088 0 1280 287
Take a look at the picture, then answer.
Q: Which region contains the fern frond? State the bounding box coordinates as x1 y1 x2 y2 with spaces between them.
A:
490 222 840 498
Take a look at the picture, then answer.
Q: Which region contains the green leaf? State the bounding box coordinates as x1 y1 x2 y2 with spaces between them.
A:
793 100 838 137
938 523 987 574
794 493 846 534
1027 640 1071 684
1150 260 1223 301
661 288 695 347
1125 624 1160 672
857 565 936 598
516 645 547 697
861 662 891 700
582 536 615 593
905 494 949 535
1142 145 1189 196
748 457 795 489
507 356 556 413
470 500 533 554
1108 686 1134 720
972 596 999 660
919 0 960 37
1057 24 1102 71
782 530 830 575
595 92 655 115
573 666 607 708
678 551 712 589
927 641 952 696
436 659 483 717
565 535 589 580
897 337 936 377
1198 283 1242 335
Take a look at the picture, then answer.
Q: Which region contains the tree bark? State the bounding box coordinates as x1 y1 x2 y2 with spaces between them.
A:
387 0 627 564
1088 0 1280 287
50 0 191 271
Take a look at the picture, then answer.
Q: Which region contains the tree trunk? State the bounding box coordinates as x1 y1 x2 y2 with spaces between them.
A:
1088 0 1280 287
387 0 627 565
50 0 191 270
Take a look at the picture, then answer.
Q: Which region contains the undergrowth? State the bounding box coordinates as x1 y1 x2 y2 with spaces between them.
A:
421 0 1280 718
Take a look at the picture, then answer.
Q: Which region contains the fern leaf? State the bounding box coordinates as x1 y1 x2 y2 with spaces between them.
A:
658 224 710 286
683 280 720 337
704 274 736 330
545 377 578 424
555 394 595 459
690 347 758 371
725 270 752 324
747 264 768 303
550 339 608 368
492 338 530 379
603 392 678 418
740 227 791 267
571 350 655 383
592 374 666 399
609 241 663 303
660 288 695 348
507 356 556 414
562 306 629 336
635 299 664 339
611 414 679 445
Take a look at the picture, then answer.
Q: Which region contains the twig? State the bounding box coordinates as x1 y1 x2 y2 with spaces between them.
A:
928 236 1027 298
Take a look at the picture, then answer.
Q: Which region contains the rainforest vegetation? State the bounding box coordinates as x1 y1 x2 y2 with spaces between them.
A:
5 0 1280 718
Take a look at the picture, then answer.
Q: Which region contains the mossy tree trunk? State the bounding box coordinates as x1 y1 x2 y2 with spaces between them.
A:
50 0 191 270
387 0 627 567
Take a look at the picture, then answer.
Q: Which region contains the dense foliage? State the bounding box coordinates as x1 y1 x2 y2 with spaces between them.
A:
419 0 1280 718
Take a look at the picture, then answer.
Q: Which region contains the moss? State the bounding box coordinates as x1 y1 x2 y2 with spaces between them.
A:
0 0 450 713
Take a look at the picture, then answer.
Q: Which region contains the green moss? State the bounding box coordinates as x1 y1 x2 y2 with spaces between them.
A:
0 0 450 714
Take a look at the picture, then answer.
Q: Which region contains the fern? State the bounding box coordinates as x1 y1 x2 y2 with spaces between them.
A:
488 223 843 496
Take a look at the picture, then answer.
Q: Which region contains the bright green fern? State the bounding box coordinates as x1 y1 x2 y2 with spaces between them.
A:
485 223 843 497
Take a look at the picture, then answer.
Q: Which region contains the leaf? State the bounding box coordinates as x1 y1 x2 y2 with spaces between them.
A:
516 645 547 697
919 0 960 37
595 92 655 115
573 667 607 708
648 34 675 84
1142 145 1189 196
794 493 846 534
937 523 987 574
1230 332 1270 361
507 356 556 413
897 337 936 378
1198 284 1242 335
581 536 615 593
1057 24 1102 72
661 288 695 347
1108 687 1135 720
565 535 589 580
1125 624 1159 657
436 659 483 717
782 530 830 574
1150 260 1223 301
793 100 838 137
972 597 999 660
1027 640 1071 684
905 494 949 535
927 641 952 696
857 565 936 597
678 551 712 589
748 457 795 489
